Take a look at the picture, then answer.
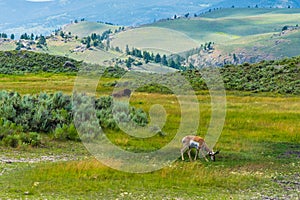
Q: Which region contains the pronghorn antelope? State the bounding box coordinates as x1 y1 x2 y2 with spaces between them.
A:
181 135 219 162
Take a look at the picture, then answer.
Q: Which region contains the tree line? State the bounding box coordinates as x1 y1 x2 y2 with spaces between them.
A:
125 46 190 70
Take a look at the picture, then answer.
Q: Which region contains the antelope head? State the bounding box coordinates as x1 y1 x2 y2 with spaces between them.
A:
208 150 220 162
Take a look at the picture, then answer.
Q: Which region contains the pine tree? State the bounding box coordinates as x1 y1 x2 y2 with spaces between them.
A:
154 53 161 63
161 55 168 66
125 45 130 55
30 33 34 40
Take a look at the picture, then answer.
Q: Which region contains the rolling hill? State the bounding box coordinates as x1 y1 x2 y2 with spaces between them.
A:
63 22 119 38
110 8 300 66
1 8 300 70
0 0 299 37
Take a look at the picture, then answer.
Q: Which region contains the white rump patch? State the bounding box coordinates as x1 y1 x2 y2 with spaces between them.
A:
189 140 199 149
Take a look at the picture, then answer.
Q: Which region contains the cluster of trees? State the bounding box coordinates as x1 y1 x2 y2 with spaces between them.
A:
0 33 16 40
0 33 8 39
0 50 81 74
74 18 86 23
125 46 189 70
58 31 73 39
0 91 148 147
20 33 35 40
81 30 112 49
15 33 48 49
53 29 77 41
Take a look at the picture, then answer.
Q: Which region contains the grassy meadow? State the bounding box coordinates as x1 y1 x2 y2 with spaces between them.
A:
63 21 119 38
0 73 299 199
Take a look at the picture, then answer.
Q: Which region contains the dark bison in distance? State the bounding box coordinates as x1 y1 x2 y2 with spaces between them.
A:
112 89 132 98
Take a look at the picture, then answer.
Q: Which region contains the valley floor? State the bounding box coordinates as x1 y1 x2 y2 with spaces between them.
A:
0 93 299 199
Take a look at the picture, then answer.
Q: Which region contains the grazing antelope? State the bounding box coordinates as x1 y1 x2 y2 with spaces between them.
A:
181 135 219 162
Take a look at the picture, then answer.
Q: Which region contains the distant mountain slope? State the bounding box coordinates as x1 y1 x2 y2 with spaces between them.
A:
214 0 300 9
110 8 300 65
1 8 300 69
0 0 299 37
63 22 119 38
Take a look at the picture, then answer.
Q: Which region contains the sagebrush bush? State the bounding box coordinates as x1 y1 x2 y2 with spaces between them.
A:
3 134 20 148
0 91 148 143
54 123 80 141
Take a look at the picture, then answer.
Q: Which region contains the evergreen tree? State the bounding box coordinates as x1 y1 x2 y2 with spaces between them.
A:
126 59 131 68
10 34 15 40
91 33 97 41
86 42 91 49
168 59 176 69
154 53 161 63
37 35 47 48
125 45 130 55
60 31 65 38
1 33 8 38
143 51 151 63
161 55 168 66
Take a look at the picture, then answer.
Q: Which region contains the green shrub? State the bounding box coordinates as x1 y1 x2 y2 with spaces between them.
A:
28 132 41 147
3 134 20 148
54 123 80 141
0 91 148 144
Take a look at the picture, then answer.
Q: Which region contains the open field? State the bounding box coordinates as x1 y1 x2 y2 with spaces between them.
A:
0 73 299 199
63 22 119 38
110 27 199 54
150 8 300 42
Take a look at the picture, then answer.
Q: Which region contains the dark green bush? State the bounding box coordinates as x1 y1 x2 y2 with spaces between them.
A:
0 91 148 143
3 135 19 148
0 50 81 74
54 123 80 141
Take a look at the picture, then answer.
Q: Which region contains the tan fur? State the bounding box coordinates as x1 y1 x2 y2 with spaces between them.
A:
181 135 212 162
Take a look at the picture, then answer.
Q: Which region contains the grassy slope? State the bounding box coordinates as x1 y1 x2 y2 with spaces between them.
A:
63 21 119 38
150 8 300 41
111 8 300 60
0 40 15 51
40 37 118 65
111 27 199 54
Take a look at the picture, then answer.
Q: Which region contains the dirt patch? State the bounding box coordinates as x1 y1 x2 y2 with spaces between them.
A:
283 151 300 158
0 154 83 164
278 145 300 159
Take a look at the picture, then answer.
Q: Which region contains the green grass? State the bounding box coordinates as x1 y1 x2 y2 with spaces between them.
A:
201 8 300 19
111 27 199 54
0 41 15 51
39 38 118 65
0 72 299 198
63 21 119 38
149 8 300 42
